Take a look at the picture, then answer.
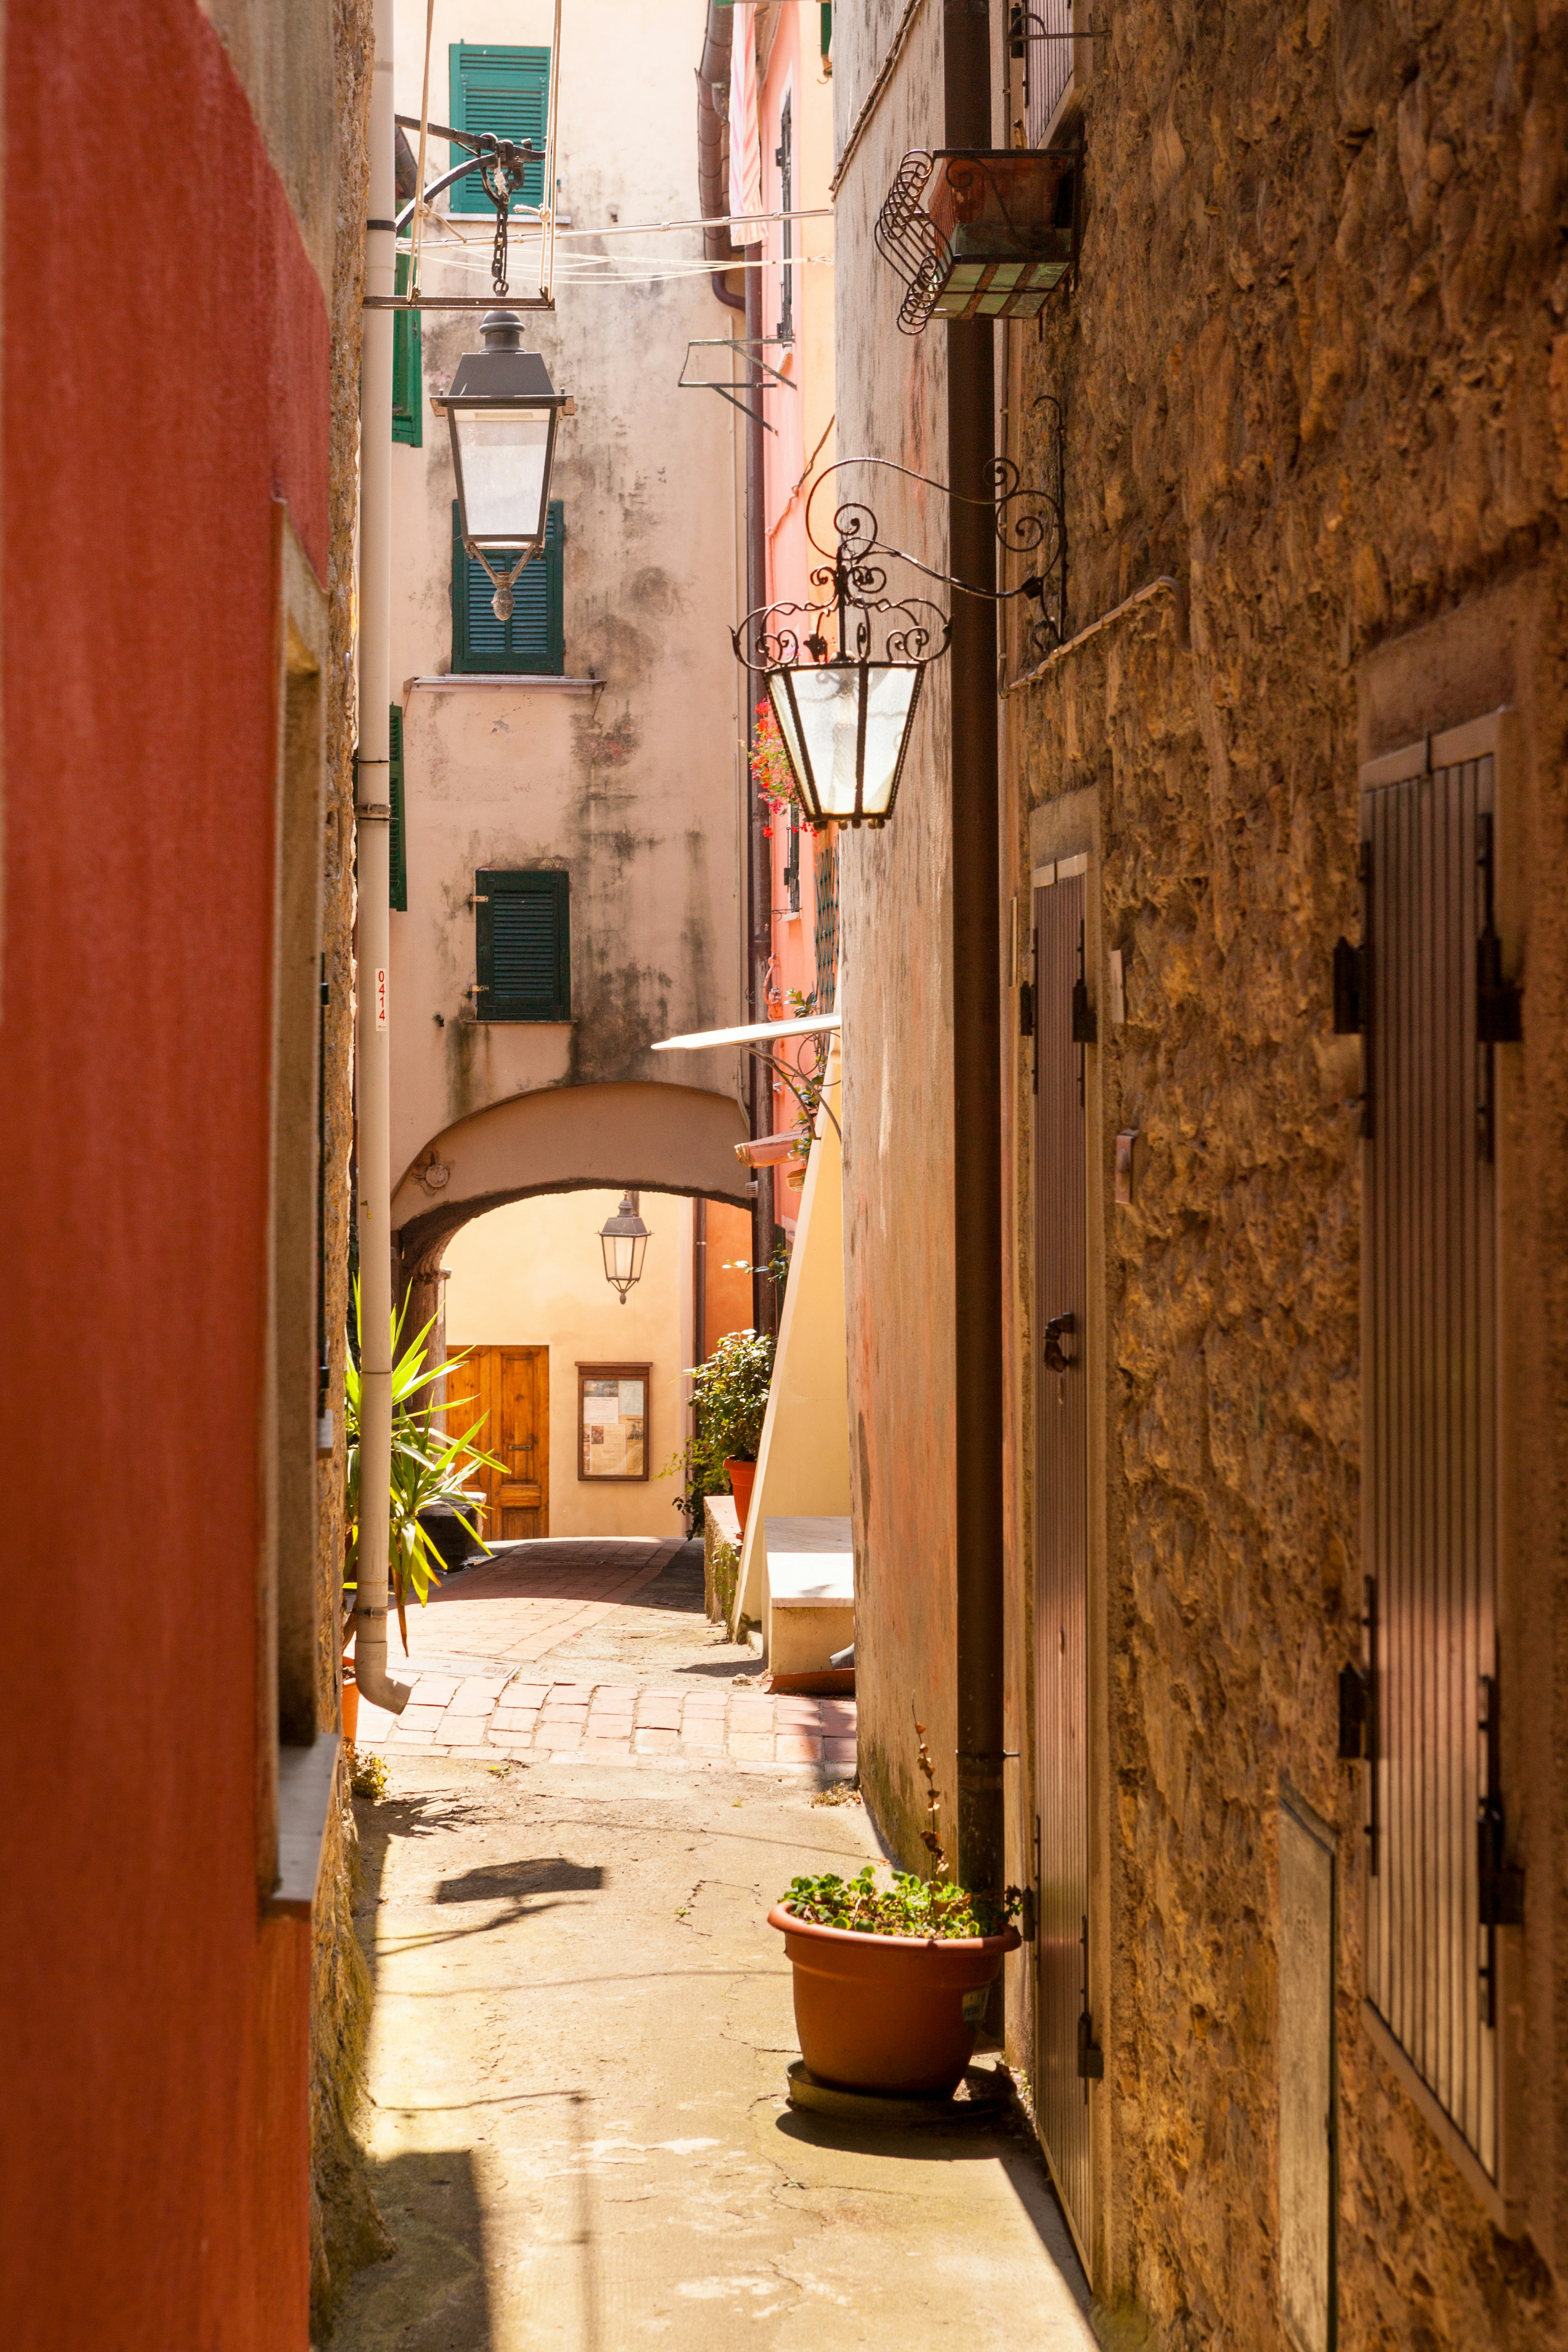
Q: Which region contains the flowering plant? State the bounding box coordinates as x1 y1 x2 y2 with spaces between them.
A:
751 701 802 814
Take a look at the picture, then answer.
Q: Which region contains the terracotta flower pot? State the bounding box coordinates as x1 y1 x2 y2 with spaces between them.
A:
341 1663 359 1748
768 1904 1021 2096
725 1458 757 1532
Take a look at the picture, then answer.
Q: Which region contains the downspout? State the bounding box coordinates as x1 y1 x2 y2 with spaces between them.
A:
696 0 746 312
352 0 412 1717
744 234 777 1335
698 0 772 1319
947 0 1003 1894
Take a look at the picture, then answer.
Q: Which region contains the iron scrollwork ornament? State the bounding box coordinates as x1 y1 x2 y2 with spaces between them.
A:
730 450 1067 824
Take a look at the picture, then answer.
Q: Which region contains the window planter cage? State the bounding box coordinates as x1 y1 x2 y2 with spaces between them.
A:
875 148 1079 335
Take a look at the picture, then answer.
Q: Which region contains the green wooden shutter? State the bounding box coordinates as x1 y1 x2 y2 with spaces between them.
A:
391 254 422 447
450 501 564 674
388 705 408 910
475 869 570 1020
448 45 550 214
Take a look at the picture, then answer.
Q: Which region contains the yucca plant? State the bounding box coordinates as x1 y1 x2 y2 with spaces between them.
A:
344 1286 506 1651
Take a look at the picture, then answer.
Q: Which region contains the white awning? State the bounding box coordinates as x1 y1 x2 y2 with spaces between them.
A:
651 1012 841 1051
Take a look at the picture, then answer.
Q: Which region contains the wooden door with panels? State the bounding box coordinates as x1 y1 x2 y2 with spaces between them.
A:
444 1345 549 1540
1032 854 1098 2257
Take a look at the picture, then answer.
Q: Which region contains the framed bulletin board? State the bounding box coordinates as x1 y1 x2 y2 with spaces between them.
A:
577 1363 650 1482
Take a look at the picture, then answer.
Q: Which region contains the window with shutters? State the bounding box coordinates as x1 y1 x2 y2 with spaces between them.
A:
448 45 549 214
812 829 839 1010
474 869 570 1022
783 800 801 913
1356 708 1523 2197
451 501 564 674
392 255 422 448
388 704 408 910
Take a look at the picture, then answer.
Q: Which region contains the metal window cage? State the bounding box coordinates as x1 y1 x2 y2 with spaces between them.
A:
875 148 1080 336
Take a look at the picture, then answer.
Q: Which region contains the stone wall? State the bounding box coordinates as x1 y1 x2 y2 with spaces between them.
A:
307 0 392 2330
1001 2 1568 2345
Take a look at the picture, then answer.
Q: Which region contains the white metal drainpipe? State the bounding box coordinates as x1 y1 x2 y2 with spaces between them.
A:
352 0 412 1718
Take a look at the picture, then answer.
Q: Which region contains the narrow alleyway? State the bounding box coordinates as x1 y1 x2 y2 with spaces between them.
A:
331 1544 1097 2350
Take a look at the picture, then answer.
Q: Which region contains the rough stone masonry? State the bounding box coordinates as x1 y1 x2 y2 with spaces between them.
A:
1008 4 1568 2348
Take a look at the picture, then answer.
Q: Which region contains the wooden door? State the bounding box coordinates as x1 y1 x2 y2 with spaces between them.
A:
444 1345 549 1541
1033 866 1095 2252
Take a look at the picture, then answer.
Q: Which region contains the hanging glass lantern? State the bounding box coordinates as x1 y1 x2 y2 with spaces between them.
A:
734 499 949 830
432 309 568 616
598 1193 650 1304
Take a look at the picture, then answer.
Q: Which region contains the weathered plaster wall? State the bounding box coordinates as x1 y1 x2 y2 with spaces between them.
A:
387 0 746 1220
198 0 339 291
832 0 962 1866
1001 2 1568 2345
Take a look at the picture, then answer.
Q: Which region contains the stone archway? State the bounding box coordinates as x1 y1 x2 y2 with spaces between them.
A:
392 1078 752 1354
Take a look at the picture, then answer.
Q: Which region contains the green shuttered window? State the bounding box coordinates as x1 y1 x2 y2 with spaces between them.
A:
448 45 550 214
392 254 422 447
451 501 564 674
476 869 570 1021
389 704 408 911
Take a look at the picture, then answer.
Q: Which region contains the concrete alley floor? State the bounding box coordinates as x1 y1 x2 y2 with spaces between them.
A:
328 1542 1098 2352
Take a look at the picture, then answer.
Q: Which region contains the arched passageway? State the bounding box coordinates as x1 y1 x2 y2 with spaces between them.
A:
392 1077 751 1346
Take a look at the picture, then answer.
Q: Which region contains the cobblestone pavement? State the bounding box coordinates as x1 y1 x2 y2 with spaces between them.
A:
354 1537 858 1775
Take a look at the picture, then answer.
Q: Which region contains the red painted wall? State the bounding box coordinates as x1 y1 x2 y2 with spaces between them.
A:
0 2 330 2344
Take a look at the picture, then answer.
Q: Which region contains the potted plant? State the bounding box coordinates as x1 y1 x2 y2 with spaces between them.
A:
768 1723 1021 2096
662 1325 775 1535
343 1288 506 1733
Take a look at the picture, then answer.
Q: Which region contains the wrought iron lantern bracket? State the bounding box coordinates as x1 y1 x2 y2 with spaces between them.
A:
730 444 1069 820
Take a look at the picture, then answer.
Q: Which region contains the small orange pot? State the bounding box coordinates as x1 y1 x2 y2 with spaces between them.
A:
768 1904 1020 2096
725 1458 757 1532
341 1663 359 1748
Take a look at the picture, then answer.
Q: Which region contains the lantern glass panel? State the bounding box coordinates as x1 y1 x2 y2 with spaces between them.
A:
858 664 920 817
601 1229 645 1288
451 407 553 547
767 669 812 811
777 661 920 822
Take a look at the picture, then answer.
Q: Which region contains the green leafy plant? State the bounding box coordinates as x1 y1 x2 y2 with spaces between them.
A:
349 1748 390 1801
780 1716 1022 1940
715 1228 792 1304
660 1326 775 1531
344 1285 506 1648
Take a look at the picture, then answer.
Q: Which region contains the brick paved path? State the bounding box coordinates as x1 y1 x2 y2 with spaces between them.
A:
394 1535 682 1662
354 1535 858 1773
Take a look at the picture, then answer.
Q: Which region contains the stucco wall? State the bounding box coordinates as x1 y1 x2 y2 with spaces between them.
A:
1 0 332 2340
831 0 962 1869
387 0 748 1203
443 1189 691 1540
1000 4 1568 2346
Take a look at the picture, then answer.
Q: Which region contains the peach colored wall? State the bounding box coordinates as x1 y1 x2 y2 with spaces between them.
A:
756 5 837 1228
443 1190 691 1539
701 1198 756 1357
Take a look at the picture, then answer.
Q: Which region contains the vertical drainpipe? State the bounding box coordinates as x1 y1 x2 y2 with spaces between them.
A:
352 0 412 1717
947 0 1004 1895
696 1 768 1325
744 236 777 1337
